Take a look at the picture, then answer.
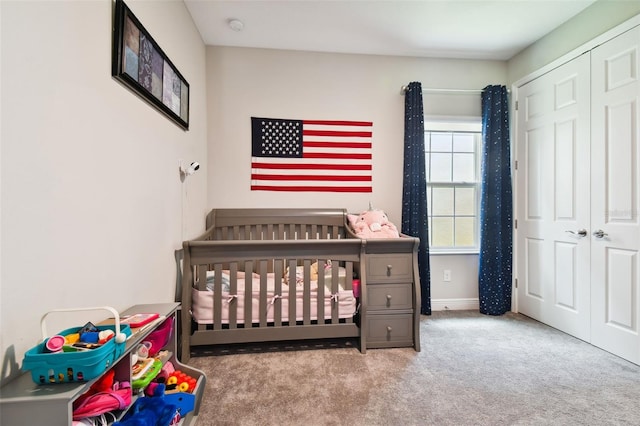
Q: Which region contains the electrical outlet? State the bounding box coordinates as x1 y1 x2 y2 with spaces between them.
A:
443 269 451 282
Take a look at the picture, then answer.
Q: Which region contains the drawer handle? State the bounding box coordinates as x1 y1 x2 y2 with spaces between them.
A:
386 265 392 276
386 294 392 307
387 326 393 333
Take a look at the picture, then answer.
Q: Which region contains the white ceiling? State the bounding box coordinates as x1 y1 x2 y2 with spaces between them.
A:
184 0 597 61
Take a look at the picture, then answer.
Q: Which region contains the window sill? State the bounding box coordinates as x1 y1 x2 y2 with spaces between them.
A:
429 250 479 256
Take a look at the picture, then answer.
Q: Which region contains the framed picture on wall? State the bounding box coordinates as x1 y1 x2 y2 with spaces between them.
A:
112 0 190 130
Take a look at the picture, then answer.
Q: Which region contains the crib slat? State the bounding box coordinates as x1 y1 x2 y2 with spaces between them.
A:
213 264 223 330
283 259 293 326
228 264 238 329
331 261 339 324
289 260 298 325
317 260 325 321
344 262 354 324
257 260 266 327
302 259 311 325
195 264 209 333
331 225 340 239
271 260 285 326
195 265 206 291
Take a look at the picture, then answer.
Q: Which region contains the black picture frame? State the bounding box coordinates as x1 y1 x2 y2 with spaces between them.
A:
112 0 189 130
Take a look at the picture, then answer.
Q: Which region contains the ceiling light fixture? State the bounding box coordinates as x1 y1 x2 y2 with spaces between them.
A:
228 19 244 32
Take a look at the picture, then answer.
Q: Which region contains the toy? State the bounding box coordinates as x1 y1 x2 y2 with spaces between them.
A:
132 359 162 390
285 260 333 286
144 382 165 397
139 365 197 418
157 360 176 382
347 209 400 239
72 370 132 420
112 395 178 426
166 370 197 393
144 317 172 356
98 329 115 344
121 313 159 328
45 335 65 353
89 369 115 393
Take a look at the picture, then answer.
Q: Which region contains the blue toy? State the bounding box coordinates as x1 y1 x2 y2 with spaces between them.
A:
112 396 178 426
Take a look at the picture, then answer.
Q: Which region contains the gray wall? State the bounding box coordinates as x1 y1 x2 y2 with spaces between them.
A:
205 46 507 309
508 0 640 84
0 0 208 384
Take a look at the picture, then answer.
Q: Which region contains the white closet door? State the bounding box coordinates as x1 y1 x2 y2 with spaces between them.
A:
515 53 591 341
591 26 640 364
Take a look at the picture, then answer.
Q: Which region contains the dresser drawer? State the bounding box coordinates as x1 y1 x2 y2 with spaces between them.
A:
366 254 413 283
366 314 414 347
367 283 413 311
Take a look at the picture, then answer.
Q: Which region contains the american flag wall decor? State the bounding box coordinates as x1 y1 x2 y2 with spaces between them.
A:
250 117 373 192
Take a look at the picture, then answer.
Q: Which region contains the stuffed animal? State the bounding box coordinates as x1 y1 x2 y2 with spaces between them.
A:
285 260 333 285
112 395 178 426
347 209 400 239
310 261 320 281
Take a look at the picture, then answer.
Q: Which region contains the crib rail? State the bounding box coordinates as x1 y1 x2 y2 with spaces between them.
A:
203 208 349 241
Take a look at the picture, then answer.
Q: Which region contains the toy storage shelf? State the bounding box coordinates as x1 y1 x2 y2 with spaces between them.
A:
0 303 206 426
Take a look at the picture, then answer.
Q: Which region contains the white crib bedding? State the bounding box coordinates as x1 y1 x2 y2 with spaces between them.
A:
191 269 356 325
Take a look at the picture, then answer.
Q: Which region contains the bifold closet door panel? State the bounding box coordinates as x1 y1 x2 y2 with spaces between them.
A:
590 25 640 365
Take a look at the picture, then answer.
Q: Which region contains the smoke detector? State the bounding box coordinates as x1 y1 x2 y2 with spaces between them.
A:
228 19 244 32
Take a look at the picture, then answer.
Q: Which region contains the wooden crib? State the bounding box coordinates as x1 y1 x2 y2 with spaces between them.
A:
178 208 421 361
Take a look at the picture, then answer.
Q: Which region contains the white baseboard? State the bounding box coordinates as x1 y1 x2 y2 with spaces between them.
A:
431 298 479 311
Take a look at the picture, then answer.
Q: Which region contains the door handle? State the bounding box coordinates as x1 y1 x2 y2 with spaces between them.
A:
566 229 587 237
592 229 608 239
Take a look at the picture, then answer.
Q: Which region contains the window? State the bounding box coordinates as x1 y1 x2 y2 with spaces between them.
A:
425 120 482 253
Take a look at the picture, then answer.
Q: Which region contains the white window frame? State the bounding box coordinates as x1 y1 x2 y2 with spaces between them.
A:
425 118 482 255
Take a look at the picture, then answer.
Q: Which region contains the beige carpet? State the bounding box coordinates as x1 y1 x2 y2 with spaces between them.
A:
187 311 640 426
